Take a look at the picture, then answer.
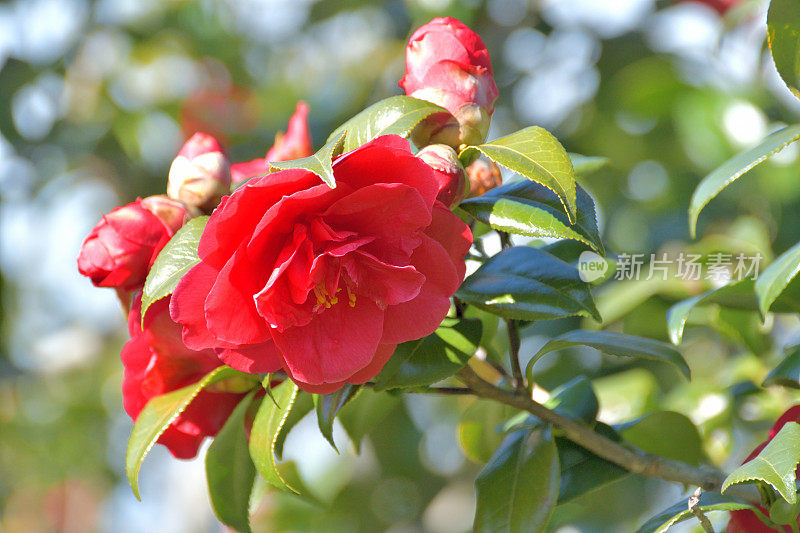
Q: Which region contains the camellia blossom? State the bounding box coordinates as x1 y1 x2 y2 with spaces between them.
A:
167 132 231 214
727 406 800 532
170 135 472 393
122 294 245 459
77 196 187 291
400 17 498 147
231 101 313 185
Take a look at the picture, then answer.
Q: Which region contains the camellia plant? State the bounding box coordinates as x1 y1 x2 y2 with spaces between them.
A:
76 5 800 532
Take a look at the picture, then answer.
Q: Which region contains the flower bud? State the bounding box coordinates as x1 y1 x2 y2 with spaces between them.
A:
230 101 313 185
416 144 468 208
77 196 188 291
466 159 503 197
400 17 498 148
167 132 231 213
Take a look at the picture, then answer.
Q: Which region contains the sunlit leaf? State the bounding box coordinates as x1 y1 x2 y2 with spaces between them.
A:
767 0 800 99
270 131 345 188
636 492 758 533
248 381 299 493
569 153 610 176
755 240 800 317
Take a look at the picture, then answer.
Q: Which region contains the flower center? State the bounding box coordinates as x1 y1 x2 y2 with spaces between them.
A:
312 283 357 312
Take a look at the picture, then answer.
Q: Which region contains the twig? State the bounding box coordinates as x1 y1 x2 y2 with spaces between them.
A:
455 366 760 505
688 487 715 533
506 319 526 391
361 382 472 396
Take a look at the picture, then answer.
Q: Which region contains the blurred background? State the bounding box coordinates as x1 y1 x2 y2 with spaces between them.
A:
2 0 800 531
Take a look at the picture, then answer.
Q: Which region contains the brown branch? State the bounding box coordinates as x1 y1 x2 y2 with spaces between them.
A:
456 366 760 504
506 319 525 391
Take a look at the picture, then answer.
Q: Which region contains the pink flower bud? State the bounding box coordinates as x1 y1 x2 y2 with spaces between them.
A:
466 159 503 197
77 196 188 291
400 17 498 148
230 101 313 185
167 132 231 213
416 144 468 208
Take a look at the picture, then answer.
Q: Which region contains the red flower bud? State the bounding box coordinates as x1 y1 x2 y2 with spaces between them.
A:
167 132 231 214
77 196 187 291
231 101 313 185
466 158 503 197
416 144 468 208
400 17 498 148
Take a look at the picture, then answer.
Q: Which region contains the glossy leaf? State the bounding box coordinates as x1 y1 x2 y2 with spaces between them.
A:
688 124 800 238
556 423 628 503
373 317 482 391
722 421 800 504
528 330 690 382
327 95 448 152
755 240 800 316
126 365 243 499
248 381 300 493
764 346 800 389
206 391 257 533
457 246 601 322
569 153 610 176
313 384 359 452
337 388 400 452
269 131 345 188
461 126 578 223
619 411 706 466
474 428 559 533
544 376 598 424
459 179 603 254
636 492 758 533
767 0 800 99
141 216 208 321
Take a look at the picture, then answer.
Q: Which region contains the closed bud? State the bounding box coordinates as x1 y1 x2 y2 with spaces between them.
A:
167 132 231 214
416 144 468 208
466 159 502 197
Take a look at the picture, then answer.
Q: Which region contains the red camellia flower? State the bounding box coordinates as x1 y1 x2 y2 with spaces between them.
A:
168 132 231 215
77 196 187 291
727 406 800 532
231 101 313 185
122 294 246 459
400 17 498 147
170 135 472 393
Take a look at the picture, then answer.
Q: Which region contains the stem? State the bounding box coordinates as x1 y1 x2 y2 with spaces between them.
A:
688 487 715 533
506 319 525 391
361 382 472 396
455 366 760 504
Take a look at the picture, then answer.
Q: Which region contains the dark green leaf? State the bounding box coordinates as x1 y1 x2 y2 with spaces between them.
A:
313 384 360 452
248 381 300 493
372 317 482 391
544 376 599 424
636 492 758 533
619 411 706 466
460 179 603 254
767 0 800 99
556 424 628 503
457 246 601 322
722 421 800 504
528 330 690 382
327 95 448 152
756 240 800 317
206 391 257 533
764 345 800 389
126 365 243 499
337 388 400 452
569 153 610 176
474 428 559 533
141 216 207 321
689 125 800 238
269 131 345 188
461 127 578 223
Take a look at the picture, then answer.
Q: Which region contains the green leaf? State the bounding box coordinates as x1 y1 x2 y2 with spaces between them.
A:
619 411 706 466
474 428 560 533
457 400 519 463
764 346 800 389
274 391 313 459
636 492 758 533
206 391 257 533
528 330 690 382
141 216 208 321
327 95 448 152
545 377 599 424
722 421 800 504
461 126 578 223
337 389 400 452
688 124 800 238
313 384 360 452
457 246 601 322
756 240 800 317
126 365 243 499
569 153 610 176
556 424 628 503
372 317 482 391
270 130 345 188
767 0 800 99
248 381 300 493
459 179 603 254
